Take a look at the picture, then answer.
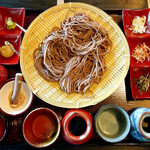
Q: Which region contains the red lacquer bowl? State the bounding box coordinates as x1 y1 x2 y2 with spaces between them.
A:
130 67 150 99
0 35 21 65
61 109 93 145
123 9 150 38
127 37 150 67
23 108 61 148
0 65 8 87
0 6 25 35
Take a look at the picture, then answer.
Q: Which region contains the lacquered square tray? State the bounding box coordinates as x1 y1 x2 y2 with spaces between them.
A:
0 35 21 65
130 67 150 99
127 36 150 67
123 9 150 38
0 6 25 35
0 6 25 65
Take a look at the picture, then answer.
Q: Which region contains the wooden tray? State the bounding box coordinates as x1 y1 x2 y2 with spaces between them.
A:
1 8 150 149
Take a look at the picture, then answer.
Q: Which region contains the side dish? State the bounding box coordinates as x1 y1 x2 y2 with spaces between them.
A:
133 73 150 100
0 42 15 58
132 43 150 63
129 16 147 34
6 18 16 30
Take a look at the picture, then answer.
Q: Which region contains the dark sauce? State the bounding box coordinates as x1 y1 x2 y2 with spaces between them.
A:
143 117 150 133
69 117 87 136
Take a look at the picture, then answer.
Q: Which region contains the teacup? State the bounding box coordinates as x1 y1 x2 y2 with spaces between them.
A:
23 107 60 148
130 107 150 142
95 104 130 143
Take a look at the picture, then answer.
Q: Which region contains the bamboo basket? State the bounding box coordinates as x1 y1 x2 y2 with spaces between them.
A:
20 3 130 108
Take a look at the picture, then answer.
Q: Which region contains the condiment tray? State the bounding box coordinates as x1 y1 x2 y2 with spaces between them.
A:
127 36 150 67
123 9 150 38
0 6 25 35
0 35 21 65
130 67 150 99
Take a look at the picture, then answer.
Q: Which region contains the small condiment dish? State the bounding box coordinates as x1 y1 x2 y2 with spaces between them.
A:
23 107 60 148
123 9 150 38
0 78 33 116
0 6 25 35
127 36 150 68
0 35 21 65
130 67 150 99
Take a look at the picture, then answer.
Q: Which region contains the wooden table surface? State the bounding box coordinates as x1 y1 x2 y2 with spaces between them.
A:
1 1 150 149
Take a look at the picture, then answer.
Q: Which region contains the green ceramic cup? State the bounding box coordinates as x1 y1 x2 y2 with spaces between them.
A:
95 104 130 143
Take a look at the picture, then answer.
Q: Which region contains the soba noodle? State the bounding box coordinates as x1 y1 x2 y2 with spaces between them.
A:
33 12 112 97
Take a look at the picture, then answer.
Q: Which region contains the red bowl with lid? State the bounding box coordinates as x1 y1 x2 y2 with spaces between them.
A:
130 67 150 99
123 9 150 38
0 6 25 35
61 109 93 145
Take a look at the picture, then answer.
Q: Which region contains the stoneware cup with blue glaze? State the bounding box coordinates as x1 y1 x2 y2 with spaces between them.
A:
130 107 150 142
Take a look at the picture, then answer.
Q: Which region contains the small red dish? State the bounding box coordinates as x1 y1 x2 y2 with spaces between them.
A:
130 67 150 99
127 37 150 67
0 35 21 65
0 6 25 35
123 9 150 38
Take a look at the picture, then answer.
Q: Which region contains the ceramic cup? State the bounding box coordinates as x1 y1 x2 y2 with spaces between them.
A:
0 113 8 141
0 78 33 116
95 104 130 143
23 107 61 148
130 107 150 142
62 109 93 145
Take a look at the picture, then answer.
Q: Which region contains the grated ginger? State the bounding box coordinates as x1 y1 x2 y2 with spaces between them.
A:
129 16 147 34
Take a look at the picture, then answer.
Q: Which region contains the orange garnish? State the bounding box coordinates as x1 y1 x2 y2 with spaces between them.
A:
132 43 150 63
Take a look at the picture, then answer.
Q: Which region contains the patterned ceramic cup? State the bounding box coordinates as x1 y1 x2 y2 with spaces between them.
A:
130 107 150 142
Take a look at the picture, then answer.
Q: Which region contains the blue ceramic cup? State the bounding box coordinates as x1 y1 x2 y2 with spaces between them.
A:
130 107 150 142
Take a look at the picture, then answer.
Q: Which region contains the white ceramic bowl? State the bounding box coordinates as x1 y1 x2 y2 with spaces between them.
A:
0 79 33 116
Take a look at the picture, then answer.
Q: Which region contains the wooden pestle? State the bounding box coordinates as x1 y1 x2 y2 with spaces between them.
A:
10 73 23 105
